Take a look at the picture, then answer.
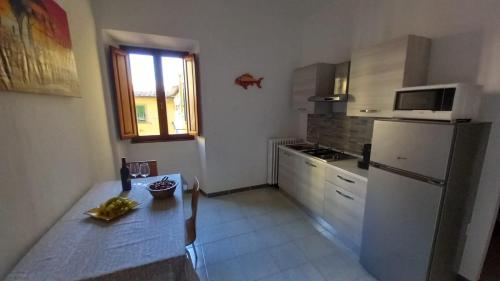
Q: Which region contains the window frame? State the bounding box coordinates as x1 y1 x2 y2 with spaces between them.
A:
121 45 195 143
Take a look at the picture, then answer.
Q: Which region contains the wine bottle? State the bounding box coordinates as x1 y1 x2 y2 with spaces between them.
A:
120 158 132 191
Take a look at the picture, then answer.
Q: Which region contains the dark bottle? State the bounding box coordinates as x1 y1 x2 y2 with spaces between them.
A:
120 158 132 191
357 143 372 170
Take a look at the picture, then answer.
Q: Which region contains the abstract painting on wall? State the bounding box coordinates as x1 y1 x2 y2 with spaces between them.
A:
0 0 79 97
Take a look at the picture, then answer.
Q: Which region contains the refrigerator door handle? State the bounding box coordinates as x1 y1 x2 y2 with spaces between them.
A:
336 190 355 200
370 162 446 186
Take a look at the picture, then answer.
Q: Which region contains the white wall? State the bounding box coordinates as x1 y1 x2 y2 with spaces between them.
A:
299 1 500 280
0 0 116 278
125 140 202 188
89 0 332 193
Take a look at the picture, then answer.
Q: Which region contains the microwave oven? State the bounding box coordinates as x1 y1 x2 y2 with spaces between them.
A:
392 83 481 121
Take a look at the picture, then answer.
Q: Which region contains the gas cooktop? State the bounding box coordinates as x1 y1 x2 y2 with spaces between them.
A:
302 148 354 161
286 144 354 162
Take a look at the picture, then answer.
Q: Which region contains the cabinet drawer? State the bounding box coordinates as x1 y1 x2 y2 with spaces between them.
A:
326 166 367 199
324 182 365 245
301 157 325 177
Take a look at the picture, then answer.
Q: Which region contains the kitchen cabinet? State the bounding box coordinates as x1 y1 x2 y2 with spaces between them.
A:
278 147 326 215
296 156 326 215
292 63 335 113
324 182 365 246
347 35 431 118
323 166 367 247
278 148 299 198
278 146 368 247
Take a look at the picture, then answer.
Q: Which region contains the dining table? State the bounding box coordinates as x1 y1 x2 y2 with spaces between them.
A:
5 173 198 281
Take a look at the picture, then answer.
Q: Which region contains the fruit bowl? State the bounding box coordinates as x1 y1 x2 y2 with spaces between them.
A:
147 177 177 199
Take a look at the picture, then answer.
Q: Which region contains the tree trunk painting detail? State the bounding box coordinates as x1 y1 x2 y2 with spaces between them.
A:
0 0 79 97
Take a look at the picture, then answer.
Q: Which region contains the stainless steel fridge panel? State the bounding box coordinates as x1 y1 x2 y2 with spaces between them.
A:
371 120 455 181
360 166 443 281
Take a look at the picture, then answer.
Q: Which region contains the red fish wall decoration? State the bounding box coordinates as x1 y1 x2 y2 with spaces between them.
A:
235 73 263 89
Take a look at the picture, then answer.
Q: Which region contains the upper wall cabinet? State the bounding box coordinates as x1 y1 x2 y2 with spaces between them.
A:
292 63 335 114
347 35 431 118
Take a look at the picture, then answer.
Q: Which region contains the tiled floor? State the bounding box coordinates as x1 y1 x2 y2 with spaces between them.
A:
184 187 376 281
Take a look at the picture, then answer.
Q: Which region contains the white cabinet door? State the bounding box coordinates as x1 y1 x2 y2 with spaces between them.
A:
347 35 430 118
323 181 365 246
302 157 326 215
292 63 335 113
278 148 299 197
294 155 326 216
279 148 325 203
292 65 316 113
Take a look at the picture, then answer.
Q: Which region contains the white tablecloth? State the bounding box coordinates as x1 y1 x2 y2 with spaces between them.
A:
6 174 198 281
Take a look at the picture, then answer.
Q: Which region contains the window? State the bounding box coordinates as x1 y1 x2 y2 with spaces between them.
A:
110 46 200 142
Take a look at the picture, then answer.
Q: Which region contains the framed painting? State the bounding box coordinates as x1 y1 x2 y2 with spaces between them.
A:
0 0 80 97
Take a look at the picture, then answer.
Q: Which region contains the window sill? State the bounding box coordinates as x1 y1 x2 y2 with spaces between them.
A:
131 134 195 143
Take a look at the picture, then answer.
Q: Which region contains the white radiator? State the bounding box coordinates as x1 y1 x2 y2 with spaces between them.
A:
267 137 302 185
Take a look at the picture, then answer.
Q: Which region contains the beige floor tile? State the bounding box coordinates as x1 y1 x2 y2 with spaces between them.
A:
281 263 326 281
193 188 374 281
254 225 293 247
268 241 308 271
205 258 248 281
235 250 280 281
197 217 254 244
310 252 368 281
296 233 337 260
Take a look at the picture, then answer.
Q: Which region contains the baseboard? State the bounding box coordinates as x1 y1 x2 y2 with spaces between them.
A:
200 184 273 198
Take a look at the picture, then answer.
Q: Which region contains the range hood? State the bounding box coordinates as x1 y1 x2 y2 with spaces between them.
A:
308 61 350 102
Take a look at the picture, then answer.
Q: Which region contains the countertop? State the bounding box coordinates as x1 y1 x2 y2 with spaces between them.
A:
328 158 368 180
280 145 369 180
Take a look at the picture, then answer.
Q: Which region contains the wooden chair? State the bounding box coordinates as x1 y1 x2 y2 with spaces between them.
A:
127 160 158 177
185 178 200 260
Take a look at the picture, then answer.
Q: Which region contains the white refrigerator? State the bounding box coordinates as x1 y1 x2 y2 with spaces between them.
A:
360 120 490 281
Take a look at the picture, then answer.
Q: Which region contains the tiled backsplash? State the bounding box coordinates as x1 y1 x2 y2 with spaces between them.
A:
307 113 374 155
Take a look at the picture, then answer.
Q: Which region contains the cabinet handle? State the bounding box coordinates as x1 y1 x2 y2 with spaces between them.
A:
397 156 407 160
336 190 354 200
337 175 355 184
305 161 317 168
360 109 378 113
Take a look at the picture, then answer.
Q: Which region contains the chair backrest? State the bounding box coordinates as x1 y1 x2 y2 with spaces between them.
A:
191 177 200 224
127 160 158 177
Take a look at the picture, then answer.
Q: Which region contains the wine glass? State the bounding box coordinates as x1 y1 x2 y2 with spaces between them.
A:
140 162 150 178
129 163 140 178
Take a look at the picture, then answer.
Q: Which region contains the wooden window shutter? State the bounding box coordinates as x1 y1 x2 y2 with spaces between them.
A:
111 46 138 139
183 54 200 136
